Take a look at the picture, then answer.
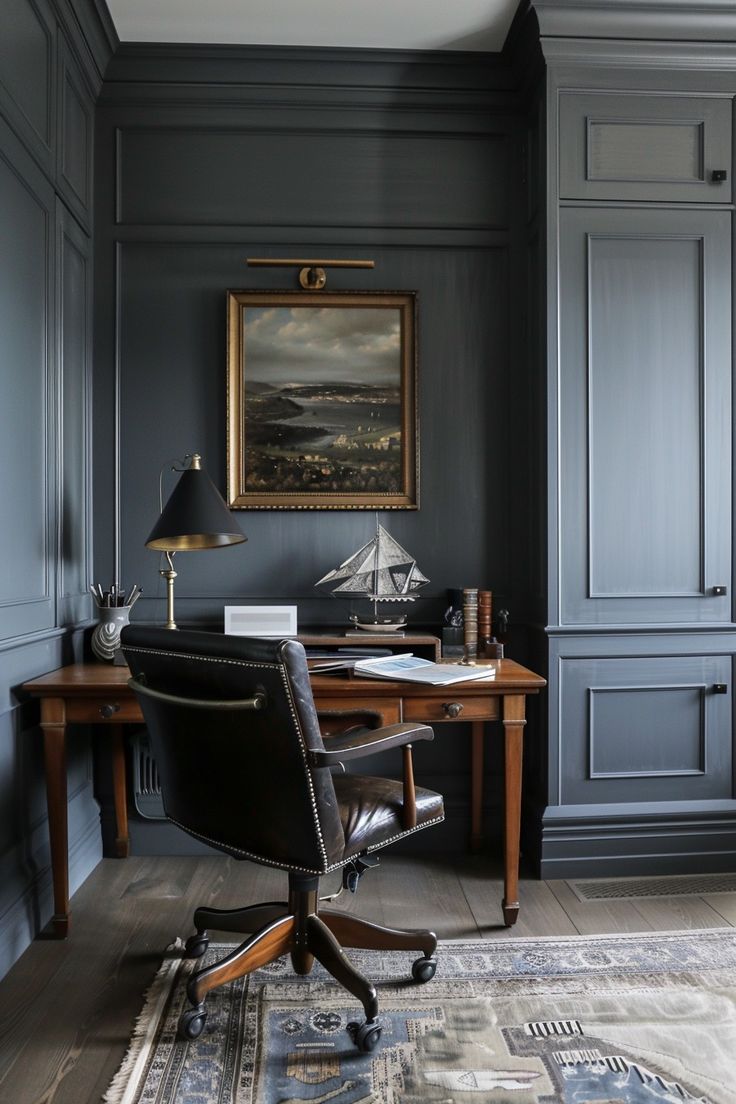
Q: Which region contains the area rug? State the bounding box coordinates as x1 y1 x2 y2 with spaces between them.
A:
104 927 736 1103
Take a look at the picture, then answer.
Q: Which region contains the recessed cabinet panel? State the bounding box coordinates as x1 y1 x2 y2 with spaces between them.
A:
560 654 732 806
0 0 55 170
559 207 731 625
57 203 90 624
0 132 55 639
57 39 92 227
560 93 732 202
116 127 508 228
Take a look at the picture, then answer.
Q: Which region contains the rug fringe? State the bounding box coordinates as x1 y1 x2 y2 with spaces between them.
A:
103 938 188 1104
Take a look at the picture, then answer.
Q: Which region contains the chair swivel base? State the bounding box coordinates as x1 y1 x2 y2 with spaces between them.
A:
178 874 438 1052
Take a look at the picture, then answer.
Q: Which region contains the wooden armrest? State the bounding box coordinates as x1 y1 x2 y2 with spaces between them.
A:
310 722 433 832
308 722 433 767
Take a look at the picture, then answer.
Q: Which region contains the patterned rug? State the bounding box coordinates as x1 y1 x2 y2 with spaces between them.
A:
104 928 736 1103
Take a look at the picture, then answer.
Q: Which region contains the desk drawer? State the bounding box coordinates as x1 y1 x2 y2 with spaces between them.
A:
314 697 401 728
66 698 143 724
403 696 499 723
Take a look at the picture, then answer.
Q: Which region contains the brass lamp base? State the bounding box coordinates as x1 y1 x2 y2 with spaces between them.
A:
161 564 177 630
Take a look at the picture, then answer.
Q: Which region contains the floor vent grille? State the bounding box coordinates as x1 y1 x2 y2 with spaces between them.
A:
571 873 736 901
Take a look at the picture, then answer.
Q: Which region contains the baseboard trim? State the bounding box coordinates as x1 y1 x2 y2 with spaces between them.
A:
539 808 736 880
0 812 102 981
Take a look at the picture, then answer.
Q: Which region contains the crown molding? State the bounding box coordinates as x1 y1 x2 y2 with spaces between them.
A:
532 0 736 42
56 0 119 92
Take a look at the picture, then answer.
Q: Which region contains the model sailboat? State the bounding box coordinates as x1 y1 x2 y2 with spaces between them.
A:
316 521 429 630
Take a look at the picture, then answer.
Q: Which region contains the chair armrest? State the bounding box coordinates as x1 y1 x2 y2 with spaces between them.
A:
308 722 433 767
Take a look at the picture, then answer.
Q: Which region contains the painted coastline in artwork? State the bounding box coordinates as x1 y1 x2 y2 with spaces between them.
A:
243 304 403 495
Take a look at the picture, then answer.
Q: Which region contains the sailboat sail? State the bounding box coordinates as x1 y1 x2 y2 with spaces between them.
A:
316 524 429 602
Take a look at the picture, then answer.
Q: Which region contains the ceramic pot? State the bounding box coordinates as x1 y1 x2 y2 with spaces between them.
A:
91 606 131 662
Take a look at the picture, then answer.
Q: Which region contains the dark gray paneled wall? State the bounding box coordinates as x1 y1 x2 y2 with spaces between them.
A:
95 48 526 632
0 0 111 980
94 46 528 849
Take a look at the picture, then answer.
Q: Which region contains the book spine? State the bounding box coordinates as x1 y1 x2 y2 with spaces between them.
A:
462 588 478 665
478 590 493 656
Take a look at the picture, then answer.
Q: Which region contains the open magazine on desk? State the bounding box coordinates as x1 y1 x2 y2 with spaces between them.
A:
351 653 497 686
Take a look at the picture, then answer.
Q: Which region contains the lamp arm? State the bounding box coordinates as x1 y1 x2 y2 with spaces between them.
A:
159 455 193 514
161 551 177 629
156 456 190 632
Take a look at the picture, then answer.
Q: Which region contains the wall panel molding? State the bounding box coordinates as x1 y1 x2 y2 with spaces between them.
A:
0 0 56 175
114 125 510 230
57 201 93 625
56 33 93 227
0 122 56 640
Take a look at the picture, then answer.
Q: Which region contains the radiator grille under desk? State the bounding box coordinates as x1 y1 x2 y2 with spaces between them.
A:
132 733 165 819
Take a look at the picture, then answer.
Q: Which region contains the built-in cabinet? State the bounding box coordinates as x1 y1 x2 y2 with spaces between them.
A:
0 0 108 980
537 41 736 876
559 92 733 204
558 204 732 627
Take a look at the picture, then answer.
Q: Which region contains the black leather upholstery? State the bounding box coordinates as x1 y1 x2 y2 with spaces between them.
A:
121 626 444 873
119 625 444 1049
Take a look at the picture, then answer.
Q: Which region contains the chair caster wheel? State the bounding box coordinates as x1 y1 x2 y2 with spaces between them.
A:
411 956 437 983
184 932 209 959
347 1018 382 1052
178 1006 207 1040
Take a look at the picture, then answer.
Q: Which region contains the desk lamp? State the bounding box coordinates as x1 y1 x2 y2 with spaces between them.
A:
146 453 246 629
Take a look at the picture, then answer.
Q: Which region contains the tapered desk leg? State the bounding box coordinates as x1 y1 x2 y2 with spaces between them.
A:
111 725 130 857
40 698 70 938
502 694 526 927
470 721 484 853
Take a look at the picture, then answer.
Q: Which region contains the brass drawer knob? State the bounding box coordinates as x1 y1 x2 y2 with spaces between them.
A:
100 702 121 719
443 702 464 718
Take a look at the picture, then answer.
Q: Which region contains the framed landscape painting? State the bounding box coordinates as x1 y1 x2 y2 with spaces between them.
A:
227 290 418 509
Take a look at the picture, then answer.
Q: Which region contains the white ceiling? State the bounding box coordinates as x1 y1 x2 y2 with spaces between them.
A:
105 0 519 53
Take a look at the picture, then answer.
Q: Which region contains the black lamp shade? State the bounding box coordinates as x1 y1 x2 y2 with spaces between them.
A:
146 464 246 551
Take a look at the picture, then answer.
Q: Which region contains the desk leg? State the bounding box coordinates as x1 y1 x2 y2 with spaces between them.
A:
111 725 130 858
502 694 526 927
40 698 70 938
470 721 484 853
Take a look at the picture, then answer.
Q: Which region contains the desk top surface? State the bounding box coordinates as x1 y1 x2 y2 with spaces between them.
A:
24 658 546 696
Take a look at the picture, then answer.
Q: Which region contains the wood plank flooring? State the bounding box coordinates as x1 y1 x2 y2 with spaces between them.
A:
1 854 735 1104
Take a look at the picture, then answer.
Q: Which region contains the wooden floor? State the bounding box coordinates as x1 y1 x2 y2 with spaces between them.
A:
2 853 736 1103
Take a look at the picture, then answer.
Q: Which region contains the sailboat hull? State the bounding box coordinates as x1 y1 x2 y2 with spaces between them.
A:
349 613 407 632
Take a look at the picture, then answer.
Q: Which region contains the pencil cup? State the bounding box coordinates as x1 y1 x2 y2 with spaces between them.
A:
91 605 132 662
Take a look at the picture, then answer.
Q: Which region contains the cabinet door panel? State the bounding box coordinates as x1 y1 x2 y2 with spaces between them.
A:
560 92 732 203
559 654 732 806
0 119 55 639
57 202 91 624
0 0 55 173
56 37 92 229
559 207 731 625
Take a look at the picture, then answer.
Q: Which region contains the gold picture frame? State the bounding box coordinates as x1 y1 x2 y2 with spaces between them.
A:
227 290 418 509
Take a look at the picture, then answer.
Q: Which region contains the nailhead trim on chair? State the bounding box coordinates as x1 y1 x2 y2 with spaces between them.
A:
123 644 332 869
278 655 330 869
166 811 446 875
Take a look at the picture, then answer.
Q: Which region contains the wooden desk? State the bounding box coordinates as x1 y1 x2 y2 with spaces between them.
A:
24 659 545 938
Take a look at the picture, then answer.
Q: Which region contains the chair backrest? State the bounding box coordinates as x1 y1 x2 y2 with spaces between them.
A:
120 626 345 874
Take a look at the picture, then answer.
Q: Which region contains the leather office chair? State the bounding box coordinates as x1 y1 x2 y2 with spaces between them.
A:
120 626 445 1052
